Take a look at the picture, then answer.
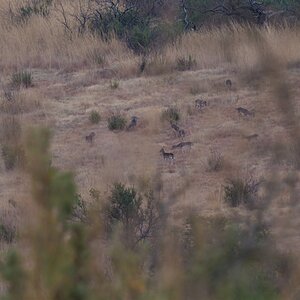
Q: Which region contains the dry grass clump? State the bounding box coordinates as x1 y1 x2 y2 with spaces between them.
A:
11 70 33 89
0 89 41 114
0 14 133 72
176 55 197 71
161 107 181 123
224 176 260 208
206 149 224 172
88 110 101 124
0 4 298 77
0 116 25 171
0 116 21 145
158 24 300 72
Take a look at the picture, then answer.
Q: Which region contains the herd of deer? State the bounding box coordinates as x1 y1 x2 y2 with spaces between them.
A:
85 79 257 163
159 79 257 162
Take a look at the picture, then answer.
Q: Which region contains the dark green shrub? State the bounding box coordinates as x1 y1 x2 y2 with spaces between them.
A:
0 250 25 300
104 183 160 248
126 25 154 53
108 114 127 131
0 116 22 148
161 107 180 123
89 110 101 124
11 71 33 89
88 3 181 54
224 177 260 207
176 55 197 71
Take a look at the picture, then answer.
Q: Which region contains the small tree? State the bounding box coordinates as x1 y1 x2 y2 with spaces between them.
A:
104 183 160 248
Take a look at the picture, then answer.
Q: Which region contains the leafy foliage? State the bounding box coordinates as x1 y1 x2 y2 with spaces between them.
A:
0 251 25 300
104 183 160 248
107 114 127 131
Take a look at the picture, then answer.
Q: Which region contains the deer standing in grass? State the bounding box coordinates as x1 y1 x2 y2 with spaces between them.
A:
171 123 185 139
236 107 255 117
225 79 232 89
85 132 95 144
160 148 175 161
195 99 208 110
172 141 192 150
127 116 138 130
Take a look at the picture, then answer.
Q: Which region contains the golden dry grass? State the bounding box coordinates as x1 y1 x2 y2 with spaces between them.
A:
0 8 299 252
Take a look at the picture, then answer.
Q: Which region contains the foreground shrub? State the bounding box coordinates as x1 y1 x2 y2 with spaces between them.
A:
224 176 260 207
181 215 289 300
104 183 160 248
108 114 127 131
0 127 295 300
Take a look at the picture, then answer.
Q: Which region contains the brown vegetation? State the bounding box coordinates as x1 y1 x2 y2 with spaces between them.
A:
0 1 300 298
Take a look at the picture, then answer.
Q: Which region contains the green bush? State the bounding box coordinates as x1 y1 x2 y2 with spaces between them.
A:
0 250 25 300
108 114 127 131
88 3 182 54
161 107 181 123
11 71 33 89
104 183 159 248
89 110 101 124
126 25 154 53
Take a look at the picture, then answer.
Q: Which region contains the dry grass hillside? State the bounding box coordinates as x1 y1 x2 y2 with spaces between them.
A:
0 2 300 298
0 17 299 250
